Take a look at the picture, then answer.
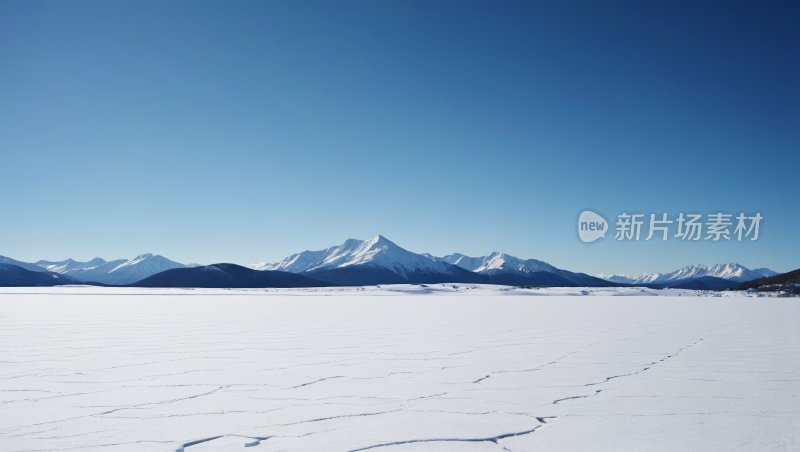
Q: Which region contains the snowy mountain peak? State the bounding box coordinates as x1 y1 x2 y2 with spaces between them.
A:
110 254 173 272
424 251 556 275
311 235 430 274
465 252 557 275
130 253 154 262
94 254 185 284
420 253 441 261
432 253 485 271
251 235 471 280
706 263 748 279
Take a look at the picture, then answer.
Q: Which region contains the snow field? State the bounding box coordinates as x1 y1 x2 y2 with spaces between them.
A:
1 289 797 451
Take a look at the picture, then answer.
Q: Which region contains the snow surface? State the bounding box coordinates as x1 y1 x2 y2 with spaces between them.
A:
1 286 797 452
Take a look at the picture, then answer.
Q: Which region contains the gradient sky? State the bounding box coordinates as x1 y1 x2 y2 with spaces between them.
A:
1 0 798 275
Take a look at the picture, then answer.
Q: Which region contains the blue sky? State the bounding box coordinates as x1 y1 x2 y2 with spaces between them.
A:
1 0 797 274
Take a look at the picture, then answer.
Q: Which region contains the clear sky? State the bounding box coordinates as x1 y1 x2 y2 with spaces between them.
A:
1 0 798 275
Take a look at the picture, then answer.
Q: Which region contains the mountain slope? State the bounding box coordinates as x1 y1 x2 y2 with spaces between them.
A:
61 259 129 281
0 264 76 287
308 264 484 286
129 264 336 288
0 255 50 273
433 253 491 272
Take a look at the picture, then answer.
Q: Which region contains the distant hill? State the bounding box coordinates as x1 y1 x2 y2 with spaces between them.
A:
659 276 742 291
128 263 337 288
751 268 780 278
0 264 76 287
734 269 800 290
0 255 50 273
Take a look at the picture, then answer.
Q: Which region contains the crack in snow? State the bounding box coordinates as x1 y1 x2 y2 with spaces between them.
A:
348 425 543 451
290 376 344 388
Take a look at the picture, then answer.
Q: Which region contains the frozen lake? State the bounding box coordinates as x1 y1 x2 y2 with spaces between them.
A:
1 286 798 451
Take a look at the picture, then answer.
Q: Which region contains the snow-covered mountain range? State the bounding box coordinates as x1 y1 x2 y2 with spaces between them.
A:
0 239 781 288
248 236 613 287
248 236 482 285
425 251 612 286
597 263 776 285
34 254 185 285
252 237 776 288
36 257 108 274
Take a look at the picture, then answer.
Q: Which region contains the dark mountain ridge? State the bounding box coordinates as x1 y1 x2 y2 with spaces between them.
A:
0 264 77 287
648 276 742 291
734 269 799 290
128 264 337 288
